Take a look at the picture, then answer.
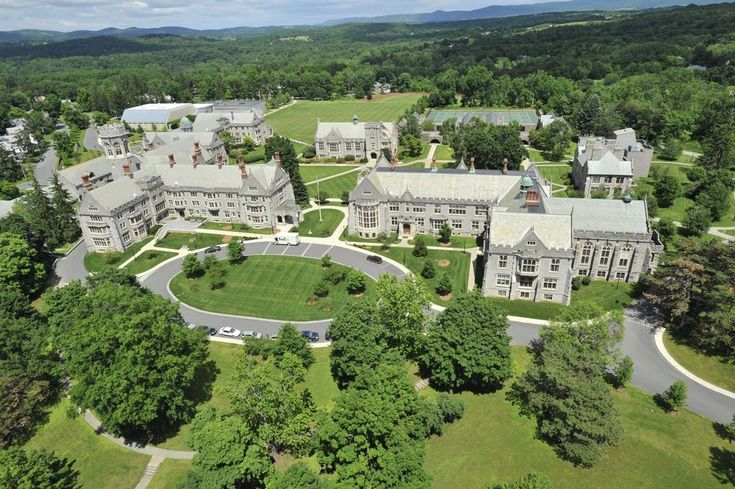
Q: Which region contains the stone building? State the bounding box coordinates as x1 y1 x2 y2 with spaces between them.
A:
348 156 662 305
79 154 301 252
572 128 653 198
192 110 272 145
142 131 228 166
315 116 398 159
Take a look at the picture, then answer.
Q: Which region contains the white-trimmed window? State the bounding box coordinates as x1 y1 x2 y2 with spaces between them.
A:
519 277 534 288
519 291 531 299
527 240 537 247
498 255 508 269
357 205 379 229
578 269 588 276
412 205 425 213
542 278 557 290
92 238 111 247
329 143 339 152
434 205 442 214
619 244 632 267
496 274 510 286
472 221 480 231
475 206 486 216
389 203 399 212
600 243 612 266
432 220 443 231
616 272 626 279
497 290 508 297
550 258 560 272
521 259 537 273
543 293 553 301
391 216 398 227
89 215 103 222
451 219 462 229
448 205 465 215
416 218 425 227
597 270 607 278
580 242 593 264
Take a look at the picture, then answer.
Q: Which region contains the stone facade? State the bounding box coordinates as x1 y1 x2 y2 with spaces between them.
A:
315 117 398 159
192 110 272 145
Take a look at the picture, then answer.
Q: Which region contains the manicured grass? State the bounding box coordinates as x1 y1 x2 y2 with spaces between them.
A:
60 127 103 167
434 144 454 160
83 237 154 273
124 250 177 275
301 347 340 411
265 93 423 143
663 333 735 392
371 247 471 303
536 164 572 186
409 234 479 249
571 280 634 310
721 229 735 237
307 171 358 198
341 232 399 244
398 141 431 162
198 221 273 234
25 399 149 489
300 166 357 183
170 255 371 321
155 232 226 250
486 297 565 320
148 459 193 489
425 347 733 489
293 209 345 237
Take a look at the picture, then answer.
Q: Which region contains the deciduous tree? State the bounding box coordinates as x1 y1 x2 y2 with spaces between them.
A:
272 322 315 369
0 232 46 295
0 447 79 489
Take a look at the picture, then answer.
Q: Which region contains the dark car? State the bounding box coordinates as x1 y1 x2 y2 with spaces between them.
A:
204 245 221 254
302 330 320 342
197 325 217 336
366 255 383 264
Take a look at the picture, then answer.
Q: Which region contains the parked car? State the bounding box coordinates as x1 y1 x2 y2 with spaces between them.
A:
198 325 218 336
366 255 383 264
204 245 222 254
219 327 241 338
186 322 197 330
302 330 320 342
242 330 263 339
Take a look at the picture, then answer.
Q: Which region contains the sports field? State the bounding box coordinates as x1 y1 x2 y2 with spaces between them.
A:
265 93 424 143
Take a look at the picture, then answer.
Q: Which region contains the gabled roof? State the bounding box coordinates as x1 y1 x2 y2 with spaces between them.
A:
81 176 146 213
193 111 263 132
545 197 649 234
489 209 572 250
586 152 633 176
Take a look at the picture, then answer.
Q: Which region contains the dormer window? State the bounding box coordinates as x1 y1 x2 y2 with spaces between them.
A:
362 191 372 196
248 186 258 191
527 240 536 246
88 204 97 211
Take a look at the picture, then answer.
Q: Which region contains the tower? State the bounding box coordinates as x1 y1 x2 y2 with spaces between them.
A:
97 124 132 160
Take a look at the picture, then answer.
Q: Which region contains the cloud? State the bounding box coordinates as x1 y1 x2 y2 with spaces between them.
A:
0 0 524 31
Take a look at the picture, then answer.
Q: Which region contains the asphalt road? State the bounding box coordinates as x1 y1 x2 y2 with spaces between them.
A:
59 239 735 422
83 126 102 151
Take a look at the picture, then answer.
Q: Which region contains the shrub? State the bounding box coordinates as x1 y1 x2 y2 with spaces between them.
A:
658 137 683 161
657 379 687 412
344 154 355 161
581 275 591 286
683 204 711 236
345 270 367 294
324 269 345 285
302 146 316 159
436 273 452 295
208 266 226 290
612 355 634 389
313 281 329 298
359 157 368 163
437 393 464 423
438 223 452 243
321 254 332 268
421 260 436 279
340 191 349 205
572 276 583 290
242 336 275 359
686 165 706 182
413 236 428 257
316 191 329 204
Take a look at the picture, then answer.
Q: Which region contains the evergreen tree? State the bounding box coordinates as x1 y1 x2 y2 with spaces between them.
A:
265 135 309 205
17 179 53 245
0 447 79 489
683 205 711 237
421 259 436 279
226 239 244 264
435 272 453 296
0 145 23 182
182 253 204 278
49 173 80 248
413 236 428 257
573 94 602 136
439 222 452 243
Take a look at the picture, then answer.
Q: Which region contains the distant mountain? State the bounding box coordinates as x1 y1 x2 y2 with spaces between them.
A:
322 0 730 24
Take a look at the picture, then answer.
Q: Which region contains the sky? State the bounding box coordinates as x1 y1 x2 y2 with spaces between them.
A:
0 0 550 31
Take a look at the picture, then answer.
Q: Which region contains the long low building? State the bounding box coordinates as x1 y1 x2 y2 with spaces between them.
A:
348 157 662 305
121 103 195 130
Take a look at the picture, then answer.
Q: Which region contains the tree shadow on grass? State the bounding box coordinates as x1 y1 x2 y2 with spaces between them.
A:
710 446 735 485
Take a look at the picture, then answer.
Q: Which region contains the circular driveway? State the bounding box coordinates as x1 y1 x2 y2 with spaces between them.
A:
140 239 406 340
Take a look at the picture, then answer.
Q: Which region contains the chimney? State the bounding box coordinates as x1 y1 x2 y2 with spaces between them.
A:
390 156 398 171
525 189 541 207
168 154 176 168
194 141 201 153
123 162 132 178
502 158 508 175
192 153 199 168
469 157 475 173
81 174 92 190
216 154 224 169
238 155 248 180
431 157 437 172
274 152 281 169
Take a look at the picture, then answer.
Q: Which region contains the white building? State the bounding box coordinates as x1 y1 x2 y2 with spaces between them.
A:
121 103 195 130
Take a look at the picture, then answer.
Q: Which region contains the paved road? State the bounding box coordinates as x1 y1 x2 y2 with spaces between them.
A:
54 239 88 285
58 240 735 422
83 125 102 151
140 240 406 340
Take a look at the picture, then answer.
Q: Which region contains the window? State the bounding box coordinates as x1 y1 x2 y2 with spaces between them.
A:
356 205 379 229
497 290 508 297
619 244 632 267
87 226 109 234
521 259 537 273
451 219 462 229
616 272 626 279
475 206 486 216
616 177 625 184
227 202 236 208
580 242 593 265
600 244 612 266
597 270 607 278
416 218 425 228
432 220 443 231
578 269 588 276
542 278 557 289
550 258 560 272
155 202 165 213
619 258 629 267
391 216 398 227
412 205 425 213
88 204 97 211
122 232 130 242
448 205 465 215
527 240 536 247
496 274 510 286
345 142 352 150
192 200 200 206
519 291 531 299
89 215 103 222
362 191 372 196
389 203 399 212
248 186 258 191
519 277 534 288
434 205 442 214
498 255 508 269
92 238 111 247
329 143 339 152
472 221 480 231
543 293 554 301
143 208 149 216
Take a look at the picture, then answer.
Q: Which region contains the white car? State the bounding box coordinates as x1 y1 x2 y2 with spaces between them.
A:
219 327 241 338
242 330 263 339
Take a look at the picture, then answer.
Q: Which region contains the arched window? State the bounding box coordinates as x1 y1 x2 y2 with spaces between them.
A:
356 204 379 230
580 241 593 265
599 243 612 266
619 244 632 267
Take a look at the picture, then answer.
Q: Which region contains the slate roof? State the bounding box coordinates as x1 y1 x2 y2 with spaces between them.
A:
315 121 395 140
58 155 113 183
83 176 146 212
545 197 649 234
193 111 263 132
489 209 572 250
586 152 633 176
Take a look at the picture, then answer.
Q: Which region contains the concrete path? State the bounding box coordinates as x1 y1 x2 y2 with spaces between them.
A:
134 456 165 489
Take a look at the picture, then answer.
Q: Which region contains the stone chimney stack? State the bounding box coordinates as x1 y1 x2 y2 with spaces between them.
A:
192 153 199 168
274 152 281 169
502 158 508 175
123 162 133 178
238 155 247 180
168 154 176 168
469 157 475 173
81 174 92 191
194 141 201 153
390 156 398 171
431 157 437 172
216 154 224 169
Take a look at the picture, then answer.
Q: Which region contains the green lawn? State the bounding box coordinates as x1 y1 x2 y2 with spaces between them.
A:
169 255 372 321
198 221 274 234
372 247 471 303
83 237 154 273
155 232 226 250
301 347 340 411
155 341 241 450
398 141 431 162
293 209 345 237
434 144 454 160
536 164 572 186
663 333 735 392
265 93 423 143
300 166 357 183
124 250 177 275
409 234 479 249
25 399 149 489
307 171 358 198
426 346 734 489
486 297 565 320
341 232 399 244
60 126 103 167
148 459 193 489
